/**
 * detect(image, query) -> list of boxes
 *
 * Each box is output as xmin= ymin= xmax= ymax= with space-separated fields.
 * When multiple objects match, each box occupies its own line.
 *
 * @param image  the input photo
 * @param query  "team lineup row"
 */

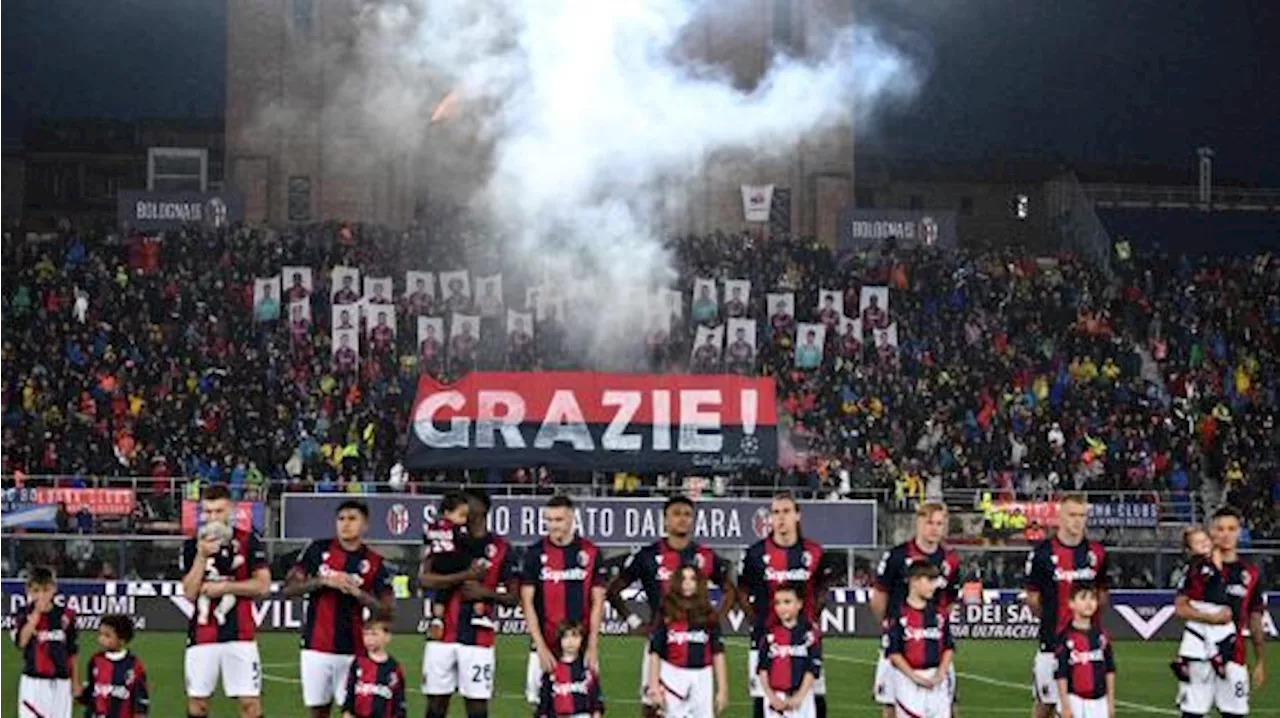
xmin=11 ymin=489 xmax=1267 ymax=718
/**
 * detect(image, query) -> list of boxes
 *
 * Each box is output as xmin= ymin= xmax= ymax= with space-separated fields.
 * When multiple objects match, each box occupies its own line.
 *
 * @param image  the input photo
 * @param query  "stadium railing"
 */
xmin=4 ymin=534 xmax=1274 ymax=592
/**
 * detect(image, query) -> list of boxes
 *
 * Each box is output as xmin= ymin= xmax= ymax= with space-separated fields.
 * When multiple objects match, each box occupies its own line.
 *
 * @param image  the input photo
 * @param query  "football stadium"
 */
xmin=3 ymin=1 xmax=1278 ymax=717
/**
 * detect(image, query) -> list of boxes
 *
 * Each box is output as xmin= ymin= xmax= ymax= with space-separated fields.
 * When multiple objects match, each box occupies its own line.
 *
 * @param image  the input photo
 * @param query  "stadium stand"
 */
xmin=3 ymin=222 xmax=1275 ymax=542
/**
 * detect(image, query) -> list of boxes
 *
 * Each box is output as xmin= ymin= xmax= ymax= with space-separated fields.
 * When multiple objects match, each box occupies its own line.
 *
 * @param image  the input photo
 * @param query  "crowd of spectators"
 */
xmin=2 ymin=217 xmax=1277 ymax=542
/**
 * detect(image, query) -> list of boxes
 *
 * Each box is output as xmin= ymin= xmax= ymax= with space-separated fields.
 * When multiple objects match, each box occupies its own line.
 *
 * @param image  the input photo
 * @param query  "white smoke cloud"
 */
xmin=332 ymin=0 xmax=920 ymax=364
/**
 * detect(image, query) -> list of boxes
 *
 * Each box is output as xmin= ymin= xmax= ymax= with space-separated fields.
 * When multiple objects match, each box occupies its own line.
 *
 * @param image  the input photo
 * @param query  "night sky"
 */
xmin=4 ymin=0 xmax=1278 ymax=184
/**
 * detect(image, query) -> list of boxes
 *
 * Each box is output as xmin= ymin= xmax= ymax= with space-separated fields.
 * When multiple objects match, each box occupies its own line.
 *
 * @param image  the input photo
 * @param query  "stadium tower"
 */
xmin=225 ymin=0 xmax=856 ymax=246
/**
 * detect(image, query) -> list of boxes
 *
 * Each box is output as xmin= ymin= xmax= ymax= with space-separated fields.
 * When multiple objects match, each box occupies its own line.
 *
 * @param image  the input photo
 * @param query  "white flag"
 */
xmin=741 ymin=184 xmax=774 ymax=222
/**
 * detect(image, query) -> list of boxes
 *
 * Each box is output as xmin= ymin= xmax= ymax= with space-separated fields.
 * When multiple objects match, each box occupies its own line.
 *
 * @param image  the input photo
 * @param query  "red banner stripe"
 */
xmin=411 ymin=372 xmax=777 ymax=426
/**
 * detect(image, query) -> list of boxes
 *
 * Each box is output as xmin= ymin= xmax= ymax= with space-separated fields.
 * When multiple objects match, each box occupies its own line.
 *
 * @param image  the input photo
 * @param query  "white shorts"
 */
xmin=184 ymin=641 xmax=262 ymax=698
xmin=1032 ymin=651 xmax=1059 ymax=706
xmin=749 ymin=646 xmax=826 ymax=699
xmin=1065 ymin=695 xmax=1110 ymax=718
xmin=18 ymin=676 xmax=73 ymax=718
xmin=655 ymin=663 xmax=715 ymax=718
xmin=423 ymin=641 xmax=496 ymax=700
xmin=526 ymin=650 xmax=544 ymax=704
xmin=877 ymin=651 xmax=952 ymax=705
xmin=1176 ymin=660 xmax=1249 ymax=716
xmin=763 ymin=689 xmax=816 ymax=718
xmin=892 ymin=667 xmax=951 ymax=718
xmin=300 ymin=649 xmax=355 ymax=707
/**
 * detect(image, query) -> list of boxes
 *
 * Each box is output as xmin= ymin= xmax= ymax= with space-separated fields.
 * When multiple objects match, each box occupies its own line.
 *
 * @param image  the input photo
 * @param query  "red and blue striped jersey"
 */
xmin=874 ymin=540 xmax=963 ymax=618
xmin=9 ymin=603 xmax=77 ymax=678
xmin=537 ymin=657 xmax=604 ymax=717
xmin=180 ymin=527 xmax=267 ymax=645
xmin=619 ymin=539 xmax=728 ymax=620
xmin=1023 ymin=536 xmax=1108 ymax=650
xmin=293 ymin=538 xmax=394 ymax=655
xmin=520 ymin=537 xmax=607 ymax=645
xmin=341 ymin=654 xmax=406 ymax=718
xmin=83 ymin=650 xmax=149 ymax=718
xmin=884 ymin=601 xmax=954 ymax=670
xmin=422 ymin=517 xmax=469 ymax=575
xmin=741 ymin=536 xmax=830 ymax=640
xmin=1175 ymin=557 xmax=1263 ymax=664
xmin=757 ymin=617 xmax=822 ymax=694
xmin=1054 ymin=626 xmax=1115 ymax=700
xmin=439 ymin=534 xmax=516 ymax=647
xmin=649 ymin=615 xmax=724 ymax=669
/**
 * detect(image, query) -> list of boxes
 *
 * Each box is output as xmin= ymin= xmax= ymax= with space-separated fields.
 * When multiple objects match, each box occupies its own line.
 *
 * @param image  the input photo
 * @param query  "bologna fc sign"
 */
xmin=404 ymin=372 xmax=778 ymax=471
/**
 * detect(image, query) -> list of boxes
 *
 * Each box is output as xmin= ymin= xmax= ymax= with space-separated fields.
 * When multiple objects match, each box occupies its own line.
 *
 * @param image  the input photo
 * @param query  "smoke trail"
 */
xmin=323 ymin=0 xmax=921 ymax=364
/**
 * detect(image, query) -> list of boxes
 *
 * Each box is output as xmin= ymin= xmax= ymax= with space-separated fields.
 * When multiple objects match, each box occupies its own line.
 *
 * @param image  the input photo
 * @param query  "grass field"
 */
xmin=4 ymin=633 xmax=1275 ymax=717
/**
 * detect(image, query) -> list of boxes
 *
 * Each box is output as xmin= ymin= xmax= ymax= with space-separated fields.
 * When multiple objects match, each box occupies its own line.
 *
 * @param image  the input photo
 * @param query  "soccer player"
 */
xmin=82 ymin=614 xmax=150 ymax=718
xmin=12 ymin=566 xmax=79 ymax=718
xmin=341 ymin=612 xmax=406 ymax=718
xmin=1022 ymin=494 xmax=1108 ymax=718
xmin=885 ymin=563 xmax=955 ymax=718
xmin=605 ymin=495 xmax=736 ymax=712
xmin=537 ymin=621 xmax=605 ymax=718
xmin=647 ymin=566 xmax=729 ymax=718
xmin=1054 ymin=584 xmax=1115 ymax=718
xmin=283 ymin=499 xmax=395 ymax=718
xmin=421 ymin=490 xmax=520 ymax=718
xmin=740 ymin=492 xmax=837 ymax=718
xmin=1173 ymin=506 xmax=1266 ymax=718
xmin=521 ymin=495 xmax=608 ymax=707
xmin=180 ymin=484 xmax=270 ymax=718
xmin=756 ymin=586 xmax=822 ymax=718
xmin=871 ymin=502 xmax=962 ymax=717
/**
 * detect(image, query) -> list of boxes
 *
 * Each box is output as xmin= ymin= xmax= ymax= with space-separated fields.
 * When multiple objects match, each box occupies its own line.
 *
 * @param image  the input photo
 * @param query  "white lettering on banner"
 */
xmin=678 ymin=390 xmax=723 ymax=452
xmin=413 ymin=387 xmax=761 ymax=454
xmin=652 ymin=390 xmax=671 ymax=451
xmin=850 ymin=220 xmax=917 ymax=240
xmin=819 ymin=605 xmax=856 ymax=635
xmin=535 ymin=391 xmax=595 ymax=449
xmin=415 ymin=391 xmax=469 ymax=447
xmin=475 ymin=391 xmax=526 ymax=448
xmin=135 ymin=200 xmax=203 ymax=222
xmin=1112 ymin=605 xmax=1175 ymax=640
xmin=601 ymin=391 xmax=642 ymax=451
xmin=9 ymin=594 xmax=135 ymax=617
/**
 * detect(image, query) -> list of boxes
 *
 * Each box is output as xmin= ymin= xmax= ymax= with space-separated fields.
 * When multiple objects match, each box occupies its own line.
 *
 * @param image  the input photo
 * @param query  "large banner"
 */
xmin=404 ymin=372 xmax=778 ymax=471
xmin=281 ymin=494 xmax=876 ymax=547
xmin=3 ymin=583 xmax=1274 ymax=641
xmin=839 ymin=209 xmax=958 ymax=251
xmin=3 ymin=487 xmax=135 ymax=517
xmin=995 ymin=500 xmax=1160 ymax=528
xmin=117 ymin=190 xmax=244 ymax=231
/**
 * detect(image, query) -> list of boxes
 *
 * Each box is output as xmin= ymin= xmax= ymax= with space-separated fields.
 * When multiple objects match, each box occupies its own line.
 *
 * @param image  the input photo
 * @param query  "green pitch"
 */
xmin=4 ymin=634 xmax=1275 ymax=716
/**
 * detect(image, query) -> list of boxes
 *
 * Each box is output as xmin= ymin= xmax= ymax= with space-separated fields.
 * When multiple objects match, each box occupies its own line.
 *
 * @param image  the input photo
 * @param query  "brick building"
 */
xmin=225 ymin=0 xmax=857 ymax=245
